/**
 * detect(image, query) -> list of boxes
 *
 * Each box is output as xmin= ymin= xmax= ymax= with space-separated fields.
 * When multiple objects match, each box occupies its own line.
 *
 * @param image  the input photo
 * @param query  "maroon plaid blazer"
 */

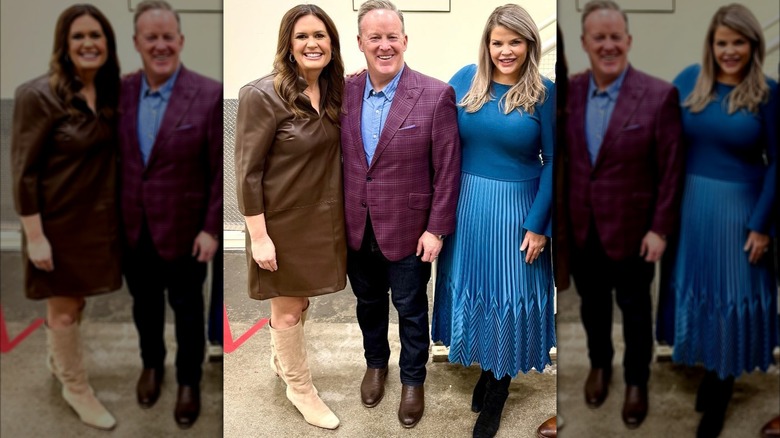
xmin=566 ymin=65 xmax=684 ymax=260
xmin=341 ymin=66 xmax=461 ymax=261
xmin=118 ymin=66 xmax=223 ymax=261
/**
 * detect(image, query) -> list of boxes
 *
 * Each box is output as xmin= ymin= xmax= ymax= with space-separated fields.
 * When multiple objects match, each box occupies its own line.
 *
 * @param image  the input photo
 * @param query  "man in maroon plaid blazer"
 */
xmin=564 ymin=0 xmax=683 ymax=429
xmin=341 ymin=0 xmax=460 ymax=429
xmin=118 ymin=0 xmax=222 ymax=428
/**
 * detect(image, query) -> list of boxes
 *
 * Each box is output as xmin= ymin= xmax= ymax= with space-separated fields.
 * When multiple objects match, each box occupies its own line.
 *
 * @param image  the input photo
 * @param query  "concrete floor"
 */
xmin=223 ymin=251 xmax=557 ymax=438
xmin=2 ymin=240 xmax=777 ymax=438
xmin=0 ymin=250 xmax=224 ymax=437
xmin=556 ymin=284 xmax=780 ymax=438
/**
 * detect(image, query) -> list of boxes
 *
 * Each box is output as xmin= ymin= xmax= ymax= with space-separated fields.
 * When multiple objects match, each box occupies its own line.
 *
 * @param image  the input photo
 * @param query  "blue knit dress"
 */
xmin=431 ymin=64 xmax=556 ymax=378
xmin=664 ymin=64 xmax=777 ymax=379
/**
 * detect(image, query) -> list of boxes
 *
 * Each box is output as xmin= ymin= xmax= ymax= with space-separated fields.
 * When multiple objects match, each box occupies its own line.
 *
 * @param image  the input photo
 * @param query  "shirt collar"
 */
xmin=364 ymin=66 xmax=405 ymax=100
xmin=141 ymin=66 xmax=181 ymax=99
xmin=588 ymin=66 xmax=628 ymax=99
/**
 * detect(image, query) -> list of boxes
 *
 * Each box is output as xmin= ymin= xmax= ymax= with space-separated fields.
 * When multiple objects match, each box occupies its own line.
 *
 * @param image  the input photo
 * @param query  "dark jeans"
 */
xmin=123 ymin=223 xmax=207 ymax=386
xmin=208 ymin=241 xmax=223 ymax=346
xmin=571 ymin=224 xmax=654 ymax=386
xmin=347 ymin=221 xmax=431 ymax=386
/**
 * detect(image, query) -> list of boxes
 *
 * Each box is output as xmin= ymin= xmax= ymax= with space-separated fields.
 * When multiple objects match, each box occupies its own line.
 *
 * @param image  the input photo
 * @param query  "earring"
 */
xmin=288 ymin=52 xmax=296 ymax=63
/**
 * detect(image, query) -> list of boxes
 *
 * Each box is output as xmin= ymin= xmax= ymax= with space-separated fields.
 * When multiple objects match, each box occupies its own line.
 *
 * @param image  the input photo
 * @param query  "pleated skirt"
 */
xmin=670 ymin=174 xmax=777 ymax=379
xmin=431 ymin=172 xmax=556 ymax=378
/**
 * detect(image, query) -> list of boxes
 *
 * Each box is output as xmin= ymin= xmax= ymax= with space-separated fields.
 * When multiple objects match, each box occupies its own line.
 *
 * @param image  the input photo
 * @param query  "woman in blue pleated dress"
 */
xmin=664 ymin=4 xmax=777 ymax=437
xmin=431 ymin=4 xmax=555 ymax=437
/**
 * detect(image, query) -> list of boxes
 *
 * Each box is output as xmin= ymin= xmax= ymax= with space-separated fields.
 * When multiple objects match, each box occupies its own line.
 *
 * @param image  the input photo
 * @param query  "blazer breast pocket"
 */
xmin=175 ymin=124 xmax=195 ymax=131
xmin=621 ymin=124 xmax=642 ymax=132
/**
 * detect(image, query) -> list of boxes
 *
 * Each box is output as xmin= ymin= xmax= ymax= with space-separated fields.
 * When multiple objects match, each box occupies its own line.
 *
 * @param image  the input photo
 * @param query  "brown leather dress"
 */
xmin=235 ymin=74 xmax=347 ymax=300
xmin=11 ymin=75 xmax=121 ymax=299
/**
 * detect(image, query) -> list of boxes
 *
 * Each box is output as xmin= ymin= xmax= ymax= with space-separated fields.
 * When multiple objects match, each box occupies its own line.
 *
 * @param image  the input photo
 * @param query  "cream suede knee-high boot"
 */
xmin=47 ymin=303 xmax=86 ymax=375
xmin=270 ymin=319 xmax=338 ymax=429
xmin=270 ymin=302 xmax=309 ymax=380
xmin=48 ymin=324 xmax=116 ymax=430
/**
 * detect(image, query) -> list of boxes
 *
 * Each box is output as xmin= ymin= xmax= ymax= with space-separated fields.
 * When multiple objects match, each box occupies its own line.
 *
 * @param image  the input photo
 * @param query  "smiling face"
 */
xmin=712 ymin=25 xmax=751 ymax=85
xmin=581 ymin=8 xmax=631 ymax=89
xmin=290 ymin=14 xmax=332 ymax=78
xmin=133 ymin=8 xmax=183 ymax=90
xmin=357 ymin=8 xmax=407 ymax=90
xmin=68 ymin=14 xmax=108 ymax=78
xmin=489 ymin=25 xmax=528 ymax=84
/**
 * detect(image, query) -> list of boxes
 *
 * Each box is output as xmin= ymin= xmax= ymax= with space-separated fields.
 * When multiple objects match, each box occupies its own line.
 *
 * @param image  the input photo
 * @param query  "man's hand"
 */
xmin=639 ymin=230 xmax=666 ymax=262
xmin=251 ymin=235 xmax=278 ymax=271
xmin=744 ymin=231 xmax=770 ymax=264
xmin=416 ymin=231 xmax=443 ymax=263
xmin=519 ymin=230 xmax=546 ymax=264
xmin=28 ymin=235 xmax=54 ymax=271
xmin=192 ymin=231 xmax=219 ymax=262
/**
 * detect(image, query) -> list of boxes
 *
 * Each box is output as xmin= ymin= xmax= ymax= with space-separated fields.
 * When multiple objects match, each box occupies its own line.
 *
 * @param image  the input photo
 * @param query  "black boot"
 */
xmin=473 ymin=371 xmax=511 ymax=438
xmin=471 ymin=369 xmax=490 ymax=413
xmin=696 ymin=374 xmax=734 ymax=438
xmin=695 ymin=370 xmax=717 ymax=412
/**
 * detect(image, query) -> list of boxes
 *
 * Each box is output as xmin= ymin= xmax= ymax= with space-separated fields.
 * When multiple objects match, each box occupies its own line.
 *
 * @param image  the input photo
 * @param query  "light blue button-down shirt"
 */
xmin=137 ymin=67 xmax=180 ymax=165
xmin=361 ymin=67 xmax=404 ymax=166
xmin=585 ymin=67 xmax=628 ymax=164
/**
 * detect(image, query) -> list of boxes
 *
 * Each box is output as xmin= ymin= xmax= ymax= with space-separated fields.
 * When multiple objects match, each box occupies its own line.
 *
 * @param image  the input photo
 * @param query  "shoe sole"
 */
xmin=362 ymin=394 xmax=384 ymax=408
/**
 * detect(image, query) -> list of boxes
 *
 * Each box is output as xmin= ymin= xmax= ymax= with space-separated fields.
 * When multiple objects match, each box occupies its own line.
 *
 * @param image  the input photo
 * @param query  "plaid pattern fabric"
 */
xmin=341 ymin=66 xmax=461 ymax=262
xmin=566 ymin=66 xmax=684 ymax=260
xmin=119 ymin=67 xmax=223 ymax=261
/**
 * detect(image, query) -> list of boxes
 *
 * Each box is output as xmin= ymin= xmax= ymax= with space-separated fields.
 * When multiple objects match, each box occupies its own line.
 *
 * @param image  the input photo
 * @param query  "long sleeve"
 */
xmin=426 ymin=84 xmax=461 ymax=235
xmin=523 ymin=77 xmax=556 ymax=237
xmin=650 ymin=85 xmax=684 ymax=237
xmin=235 ymin=82 xmax=277 ymax=216
xmin=201 ymin=82 xmax=224 ymax=236
xmin=747 ymin=80 xmax=778 ymax=233
xmin=11 ymin=82 xmax=55 ymax=216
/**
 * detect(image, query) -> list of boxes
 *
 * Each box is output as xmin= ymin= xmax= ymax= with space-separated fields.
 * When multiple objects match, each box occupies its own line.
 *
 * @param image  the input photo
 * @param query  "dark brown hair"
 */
xmin=273 ymin=4 xmax=344 ymax=124
xmin=48 ymin=3 xmax=120 ymax=119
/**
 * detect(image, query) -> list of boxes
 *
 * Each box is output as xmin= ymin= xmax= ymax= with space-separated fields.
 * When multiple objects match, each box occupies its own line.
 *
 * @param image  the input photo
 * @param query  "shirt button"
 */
xmin=373 ymin=134 xmax=377 ymax=138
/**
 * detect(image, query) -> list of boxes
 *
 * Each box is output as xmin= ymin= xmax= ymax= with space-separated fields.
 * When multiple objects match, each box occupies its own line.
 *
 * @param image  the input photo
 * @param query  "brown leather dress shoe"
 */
xmin=622 ymin=385 xmax=648 ymax=429
xmin=360 ymin=367 xmax=388 ymax=408
xmin=136 ymin=368 xmax=163 ymax=408
xmin=398 ymin=384 xmax=424 ymax=428
xmin=537 ymin=416 xmax=557 ymax=438
xmin=584 ymin=368 xmax=610 ymax=408
xmin=761 ymin=414 xmax=780 ymax=438
xmin=174 ymin=385 xmax=201 ymax=429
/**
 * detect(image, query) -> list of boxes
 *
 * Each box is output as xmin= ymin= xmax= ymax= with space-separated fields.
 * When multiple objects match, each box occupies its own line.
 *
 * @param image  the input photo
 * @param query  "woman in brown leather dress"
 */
xmin=10 ymin=4 xmax=121 ymax=430
xmin=234 ymin=4 xmax=346 ymax=430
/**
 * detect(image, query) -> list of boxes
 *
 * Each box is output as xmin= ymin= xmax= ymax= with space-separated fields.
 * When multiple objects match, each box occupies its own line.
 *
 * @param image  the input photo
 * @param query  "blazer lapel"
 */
xmin=568 ymin=74 xmax=592 ymax=172
xmin=347 ymin=75 xmax=370 ymax=172
xmin=121 ymin=73 xmax=141 ymax=159
xmin=145 ymin=67 xmax=195 ymax=169
xmin=370 ymin=67 xmax=420 ymax=169
xmin=592 ymin=67 xmax=645 ymax=172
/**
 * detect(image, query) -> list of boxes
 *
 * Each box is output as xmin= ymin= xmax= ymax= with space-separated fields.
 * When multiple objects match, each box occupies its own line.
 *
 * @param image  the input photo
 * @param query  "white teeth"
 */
xmin=304 ymin=53 xmax=322 ymax=58
xmin=378 ymin=55 xmax=392 ymax=60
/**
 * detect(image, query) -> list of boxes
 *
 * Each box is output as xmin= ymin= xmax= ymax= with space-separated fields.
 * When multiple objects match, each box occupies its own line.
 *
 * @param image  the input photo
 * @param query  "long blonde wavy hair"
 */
xmin=460 ymin=4 xmax=546 ymax=115
xmin=684 ymin=3 xmax=768 ymax=114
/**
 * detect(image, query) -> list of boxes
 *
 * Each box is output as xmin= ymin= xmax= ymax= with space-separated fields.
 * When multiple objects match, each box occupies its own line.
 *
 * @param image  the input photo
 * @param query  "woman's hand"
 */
xmin=520 ymin=230 xmax=546 ymax=264
xmin=744 ymin=231 xmax=770 ymax=264
xmin=251 ymin=235 xmax=278 ymax=272
xmin=28 ymin=235 xmax=54 ymax=271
